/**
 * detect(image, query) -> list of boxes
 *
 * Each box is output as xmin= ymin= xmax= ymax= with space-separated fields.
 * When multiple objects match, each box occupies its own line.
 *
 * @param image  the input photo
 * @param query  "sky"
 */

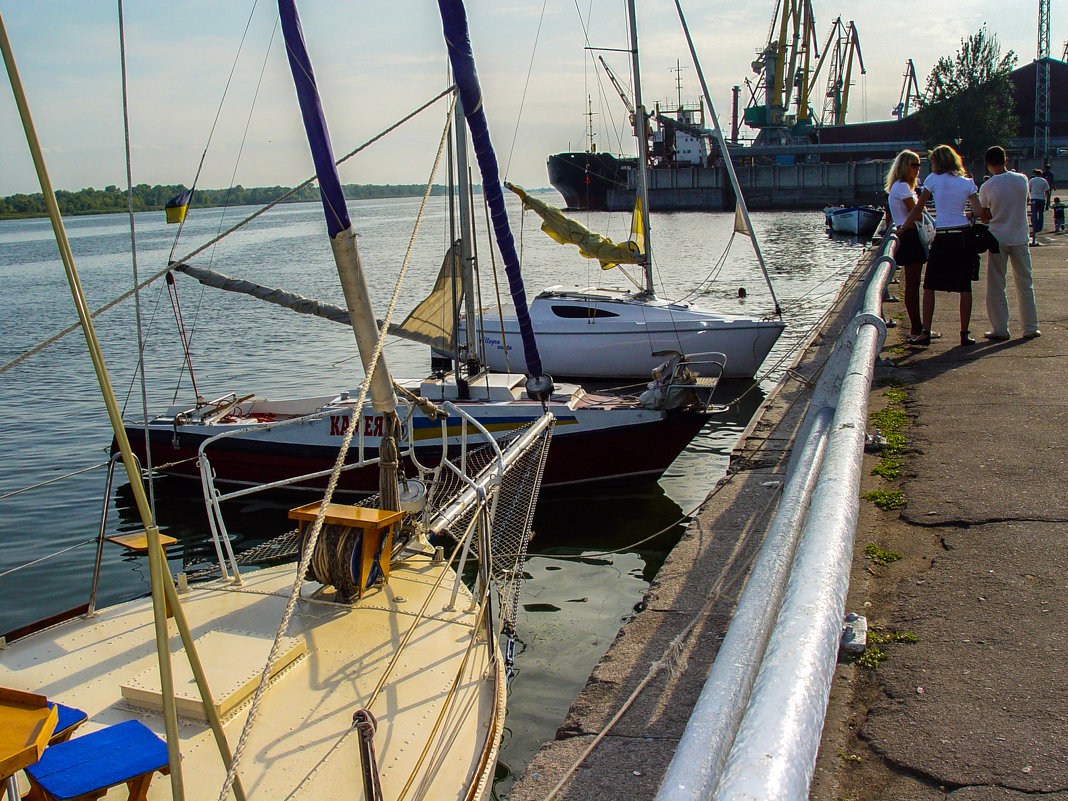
xmin=0 ymin=1 xmax=1055 ymax=196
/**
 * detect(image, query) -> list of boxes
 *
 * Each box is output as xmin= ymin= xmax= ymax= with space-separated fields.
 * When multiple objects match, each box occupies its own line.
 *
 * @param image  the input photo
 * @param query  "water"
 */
xmin=0 ymin=196 xmax=864 ymax=794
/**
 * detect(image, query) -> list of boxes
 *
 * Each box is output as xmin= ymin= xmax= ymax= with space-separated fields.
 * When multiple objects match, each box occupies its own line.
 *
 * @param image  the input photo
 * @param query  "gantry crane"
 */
xmin=1036 ymin=0 xmax=1050 ymax=159
xmin=892 ymin=59 xmax=922 ymax=120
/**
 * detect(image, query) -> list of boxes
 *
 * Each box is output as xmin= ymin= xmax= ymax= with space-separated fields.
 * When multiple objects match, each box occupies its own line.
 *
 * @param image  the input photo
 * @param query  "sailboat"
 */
xmin=462 ymin=0 xmax=786 ymax=381
xmin=0 ymin=3 xmax=552 ymax=800
xmin=121 ymin=2 xmax=714 ymax=499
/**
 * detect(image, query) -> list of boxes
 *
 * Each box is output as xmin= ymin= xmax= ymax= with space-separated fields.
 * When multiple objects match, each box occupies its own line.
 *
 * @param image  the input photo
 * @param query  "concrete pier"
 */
xmin=506 ymin=228 xmax=1067 ymax=800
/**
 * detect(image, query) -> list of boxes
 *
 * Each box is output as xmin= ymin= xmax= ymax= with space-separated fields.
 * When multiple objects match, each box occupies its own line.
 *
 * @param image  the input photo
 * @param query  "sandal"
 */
xmin=908 ymin=331 xmax=932 ymax=346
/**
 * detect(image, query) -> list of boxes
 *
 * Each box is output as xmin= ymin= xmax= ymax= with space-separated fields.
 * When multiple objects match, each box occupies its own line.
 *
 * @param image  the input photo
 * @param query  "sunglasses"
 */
xmin=910 ymin=163 xmax=921 ymax=168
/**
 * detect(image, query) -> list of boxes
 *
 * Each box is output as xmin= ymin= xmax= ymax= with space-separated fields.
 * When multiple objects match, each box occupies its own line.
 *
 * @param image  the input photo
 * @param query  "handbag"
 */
xmin=918 ymin=212 xmax=936 ymax=247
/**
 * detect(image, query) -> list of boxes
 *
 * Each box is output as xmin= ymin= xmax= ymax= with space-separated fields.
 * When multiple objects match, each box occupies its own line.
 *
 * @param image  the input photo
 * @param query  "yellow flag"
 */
xmin=506 ymin=183 xmax=642 ymax=269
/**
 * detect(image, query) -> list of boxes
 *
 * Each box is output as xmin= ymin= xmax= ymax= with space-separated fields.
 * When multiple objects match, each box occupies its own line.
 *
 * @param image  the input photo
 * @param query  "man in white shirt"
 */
xmin=979 ymin=147 xmax=1040 ymax=339
xmin=1028 ymin=168 xmax=1051 ymax=245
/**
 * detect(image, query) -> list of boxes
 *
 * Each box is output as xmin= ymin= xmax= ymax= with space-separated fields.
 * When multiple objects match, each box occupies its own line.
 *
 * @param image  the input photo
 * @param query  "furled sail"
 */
xmin=436 ymin=0 xmax=547 ymax=385
xmin=506 ymin=183 xmax=643 ymax=269
xmin=172 ymin=240 xmax=460 ymax=350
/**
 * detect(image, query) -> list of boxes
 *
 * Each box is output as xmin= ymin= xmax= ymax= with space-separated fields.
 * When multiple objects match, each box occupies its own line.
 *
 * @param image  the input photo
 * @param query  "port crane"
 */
xmin=892 ymin=59 xmax=922 ymax=120
xmin=744 ymin=1 xmax=865 ymax=141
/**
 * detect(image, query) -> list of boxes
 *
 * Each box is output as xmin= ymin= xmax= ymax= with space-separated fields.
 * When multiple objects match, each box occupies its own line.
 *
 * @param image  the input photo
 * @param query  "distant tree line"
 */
xmin=0 ymin=182 xmax=454 ymax=219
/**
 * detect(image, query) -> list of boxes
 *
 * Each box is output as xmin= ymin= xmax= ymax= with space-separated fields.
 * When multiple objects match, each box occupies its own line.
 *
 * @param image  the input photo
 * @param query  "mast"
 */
xmin=277 ymin=0 xmax=397 ymax=418
xmin=455 ymin=96 xmax=480 ymax=373
xmin=436 ymin=0 xmax=552 ymax=397
xmin=625 ymin=0 xmax=655 ymax=295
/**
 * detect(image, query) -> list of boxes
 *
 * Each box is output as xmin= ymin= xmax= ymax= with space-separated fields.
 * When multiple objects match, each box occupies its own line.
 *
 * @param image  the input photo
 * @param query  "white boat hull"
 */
xmin=462 ymin=289 xmax=785 ymax=380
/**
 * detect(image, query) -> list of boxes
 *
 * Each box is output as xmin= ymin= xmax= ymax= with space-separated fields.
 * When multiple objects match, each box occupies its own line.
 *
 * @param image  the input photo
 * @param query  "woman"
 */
xmin=885 ymin=150 xmax=926 ymax=339
xmin=901 ymin=145 xmax=984 ymax=346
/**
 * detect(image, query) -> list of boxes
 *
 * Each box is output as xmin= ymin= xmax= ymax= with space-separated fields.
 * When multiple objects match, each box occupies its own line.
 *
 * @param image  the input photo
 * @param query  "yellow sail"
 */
xmin=507 ymin=183 xmax=642 ymax=269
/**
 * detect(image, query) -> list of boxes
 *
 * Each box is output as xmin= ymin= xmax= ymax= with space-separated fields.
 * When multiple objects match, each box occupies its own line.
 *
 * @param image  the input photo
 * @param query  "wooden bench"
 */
xmin=24 ymin=719 xmax=169 ymax=801
xmin=105 ymin=531 xmax=178 ymax=551
xmin=288 ymin=502 xmax=405 ymax=599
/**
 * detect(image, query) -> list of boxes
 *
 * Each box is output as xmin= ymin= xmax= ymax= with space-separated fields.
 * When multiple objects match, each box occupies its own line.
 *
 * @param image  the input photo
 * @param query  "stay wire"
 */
xmin=168 ymin=0 xmax=262 ymax=264
xmin=0 ymin=89 xmax=454 ymax=378
xmin=173 ymin=18 xmax=280 ymax=405
xmin=503 ymin=0 xmax=548 ymax=180
xmin=117 ymin=0 xmax=155 ymax=515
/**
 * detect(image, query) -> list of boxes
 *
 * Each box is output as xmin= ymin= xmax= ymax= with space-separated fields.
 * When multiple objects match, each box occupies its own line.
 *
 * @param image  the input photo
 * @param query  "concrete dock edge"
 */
xmin=505 ymin=240 xmax=882 ymax=801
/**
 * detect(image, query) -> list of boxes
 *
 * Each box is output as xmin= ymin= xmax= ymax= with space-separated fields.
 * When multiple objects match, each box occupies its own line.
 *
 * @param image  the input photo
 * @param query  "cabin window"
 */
xmin=550 ymin=305 xmax=620 ymax=319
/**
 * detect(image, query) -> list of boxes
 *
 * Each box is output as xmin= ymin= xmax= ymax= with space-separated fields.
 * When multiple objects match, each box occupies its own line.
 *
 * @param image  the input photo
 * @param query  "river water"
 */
xmin=0 ymin=195 xmax=866 ymax=794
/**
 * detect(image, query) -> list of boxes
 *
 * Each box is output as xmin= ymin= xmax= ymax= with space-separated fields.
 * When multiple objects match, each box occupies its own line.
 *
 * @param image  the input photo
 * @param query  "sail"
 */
xmin=733 ymin=200 xmax=749 ymax=236
xmin=436 ymin=0 xmax=546 ymax=383
xmin=391 ymin=240 xmax=461 ymax=351
xmin=172 ymin=242 xmax=460 ymax=350
xmin=506 ymin=183 xmax=642 ymax=269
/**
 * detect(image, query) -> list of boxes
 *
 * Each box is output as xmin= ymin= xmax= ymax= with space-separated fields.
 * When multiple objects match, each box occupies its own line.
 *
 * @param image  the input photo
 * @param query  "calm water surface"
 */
xmin=0 ymin=196 xmax=865 ymax=794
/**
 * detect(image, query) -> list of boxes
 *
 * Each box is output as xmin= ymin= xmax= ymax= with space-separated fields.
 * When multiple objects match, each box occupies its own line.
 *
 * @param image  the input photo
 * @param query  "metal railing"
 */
xmin=656 ymin=233 xmax=898 ymax=801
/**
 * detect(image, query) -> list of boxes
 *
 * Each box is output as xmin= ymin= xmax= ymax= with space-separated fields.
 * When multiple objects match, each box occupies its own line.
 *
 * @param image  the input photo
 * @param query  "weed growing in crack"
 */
xmin=861 ymin=489 xmax=905 ymax=510
xmin=864 ymin=543 xmax=903 ymax=565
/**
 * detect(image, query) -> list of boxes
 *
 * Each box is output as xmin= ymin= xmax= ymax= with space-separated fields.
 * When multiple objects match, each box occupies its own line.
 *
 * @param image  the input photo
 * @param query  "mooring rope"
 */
xmin=537 ymin=481 xmax=784 ymax=801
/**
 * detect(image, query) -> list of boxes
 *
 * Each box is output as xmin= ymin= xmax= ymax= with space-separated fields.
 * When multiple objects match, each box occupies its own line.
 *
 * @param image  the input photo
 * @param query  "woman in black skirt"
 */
xmin=901 ymin=145 xmax=984 ymax=346
xmin=885 ymin=150 xmax=927 ymax=339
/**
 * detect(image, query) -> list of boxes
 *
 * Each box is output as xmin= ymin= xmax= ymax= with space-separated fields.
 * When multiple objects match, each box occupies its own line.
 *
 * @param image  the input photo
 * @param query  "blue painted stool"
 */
xmin=47 ymin=703 xmax=88 ymax=744
xmin=25 ymin=719 xmax=169 ymax=801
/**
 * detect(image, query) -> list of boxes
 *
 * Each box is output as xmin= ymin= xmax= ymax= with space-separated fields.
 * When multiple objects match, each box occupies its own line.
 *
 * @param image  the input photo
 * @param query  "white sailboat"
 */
xmin=462 ymin=0 xmax=786 ymax=381
xmin=123 ymin=2 xmax=715 ymax=499
xmin=0 ymin=4 xmax=551 ymax=800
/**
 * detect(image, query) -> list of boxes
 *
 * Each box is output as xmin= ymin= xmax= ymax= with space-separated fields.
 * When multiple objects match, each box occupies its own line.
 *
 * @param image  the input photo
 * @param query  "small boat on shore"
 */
xmin=825 ymin=205 xmax=883 ymax=236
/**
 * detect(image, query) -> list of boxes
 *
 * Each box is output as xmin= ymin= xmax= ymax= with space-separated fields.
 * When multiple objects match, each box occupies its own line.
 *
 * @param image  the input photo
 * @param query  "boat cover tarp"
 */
xmin=437 ymin=0 xmax=545 ymax=379
xmin=506 ymin=183 xmax=642 ymax=269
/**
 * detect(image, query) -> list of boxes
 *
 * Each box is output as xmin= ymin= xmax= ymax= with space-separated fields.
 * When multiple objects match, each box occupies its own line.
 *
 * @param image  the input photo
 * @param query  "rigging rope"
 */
xmin=538 ymin=481 xmax=785 ymax=801
xmin=164 ymin=273 xmax=201 ymax=402
xmin=0 ymin=88 xmax=454 ymax=378
xmin=217 ymin=96 xmax=458 ymax=801
xmin=503 ymin=0 xmax=548 ymax=180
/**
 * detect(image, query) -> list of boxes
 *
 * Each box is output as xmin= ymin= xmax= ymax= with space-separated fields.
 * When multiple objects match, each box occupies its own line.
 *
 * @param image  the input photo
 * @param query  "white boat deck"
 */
xmin=1 ymin=555 xmax=501 ymax=800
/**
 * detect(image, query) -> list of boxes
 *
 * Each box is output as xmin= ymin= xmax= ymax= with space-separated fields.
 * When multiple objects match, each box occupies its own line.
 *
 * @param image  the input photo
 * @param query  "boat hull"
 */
xmin=825 ymin=206 xmax=883 ymax=236
xmin=123 ymin=389 xmax=707 ymax=494
xmin=465 ymin=292 xmax=785 ymax=379
xmin=546 ymin=152 xmax=635 ymax=210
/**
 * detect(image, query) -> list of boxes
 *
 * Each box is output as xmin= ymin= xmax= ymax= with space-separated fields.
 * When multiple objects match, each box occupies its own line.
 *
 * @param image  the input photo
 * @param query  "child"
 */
xmin=1054 ymin=197 xmax=1066 ymax=232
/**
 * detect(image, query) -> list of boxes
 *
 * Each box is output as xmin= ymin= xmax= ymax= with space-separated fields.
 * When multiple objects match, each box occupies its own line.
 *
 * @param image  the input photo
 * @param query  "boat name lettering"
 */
xmin=483 ymin=337 xmax=511 ymax=352
xmin=328 ymin=414 xmax=385 ymax=437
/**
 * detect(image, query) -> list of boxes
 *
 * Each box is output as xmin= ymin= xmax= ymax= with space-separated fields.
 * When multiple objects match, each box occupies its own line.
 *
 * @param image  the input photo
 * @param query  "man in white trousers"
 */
xmin=978 ymin=146 xmax=1040 ymax=340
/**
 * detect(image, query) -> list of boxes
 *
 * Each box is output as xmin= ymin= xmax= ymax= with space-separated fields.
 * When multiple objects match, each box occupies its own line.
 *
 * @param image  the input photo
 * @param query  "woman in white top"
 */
xmin=885 ymin=150 xmax=926 ymax=337
xmin=901 ymin=144 xmax=984 ymax=346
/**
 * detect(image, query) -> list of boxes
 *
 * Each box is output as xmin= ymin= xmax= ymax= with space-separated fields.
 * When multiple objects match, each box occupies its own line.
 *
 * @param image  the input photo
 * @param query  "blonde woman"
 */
xmin=901 ymin=145 xmax=984 ymax=346
xmin=885 ymin=150 xmax=926 ymax=338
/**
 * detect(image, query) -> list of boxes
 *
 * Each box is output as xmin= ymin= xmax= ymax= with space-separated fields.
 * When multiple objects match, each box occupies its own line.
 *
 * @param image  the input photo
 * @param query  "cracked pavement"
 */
xmin=814 ymin=229 xmax=1068 ymax=800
